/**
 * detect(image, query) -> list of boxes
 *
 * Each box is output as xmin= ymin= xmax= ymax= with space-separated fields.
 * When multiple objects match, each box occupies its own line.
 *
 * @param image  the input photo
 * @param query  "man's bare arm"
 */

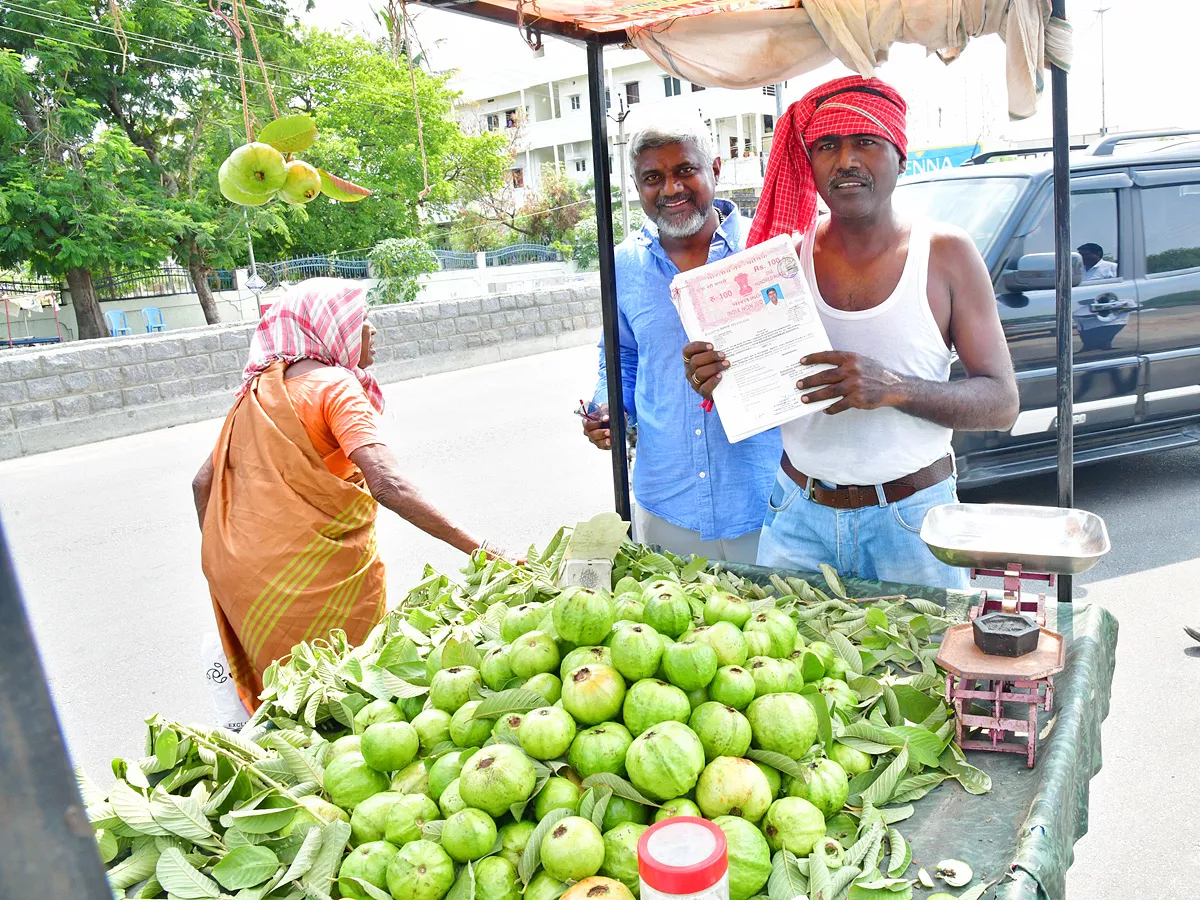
xmin=799 ymin=229 xmax=1019 ymax=431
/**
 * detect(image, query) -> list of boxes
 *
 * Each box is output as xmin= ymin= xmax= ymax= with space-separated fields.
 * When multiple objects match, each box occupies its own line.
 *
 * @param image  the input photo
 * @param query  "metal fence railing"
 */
xmin=208 ymin=270 xmax=236 ymax=292
xmin=433 ymin=249 xmax=477 ymax=271
xmin=93 ymin=268 xmax=194 ymax=303
xmin=0 ymin=278 xmax=60 ymax=296
xmin=258 ymin=256 xmax=371 ymax=288
xmin=484 ymin=243 xmax=562 ymax=267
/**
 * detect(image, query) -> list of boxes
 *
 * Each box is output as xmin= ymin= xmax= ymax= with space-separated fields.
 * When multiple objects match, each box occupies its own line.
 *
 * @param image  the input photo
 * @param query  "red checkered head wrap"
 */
xmin=240 ymin=277 xmax=385 ymax=411
xmin=748 ymin=76 xmax=908 ymax=247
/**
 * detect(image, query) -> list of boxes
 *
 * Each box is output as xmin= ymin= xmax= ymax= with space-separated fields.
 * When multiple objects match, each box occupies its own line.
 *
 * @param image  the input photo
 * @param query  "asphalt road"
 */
xmin=1 ymin=343 xmax=1195 ymax=898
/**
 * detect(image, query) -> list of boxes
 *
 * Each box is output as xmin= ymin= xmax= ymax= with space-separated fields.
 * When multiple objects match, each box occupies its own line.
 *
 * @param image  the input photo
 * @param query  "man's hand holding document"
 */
xmin=671 ymin=233 xmax=835 ymax=442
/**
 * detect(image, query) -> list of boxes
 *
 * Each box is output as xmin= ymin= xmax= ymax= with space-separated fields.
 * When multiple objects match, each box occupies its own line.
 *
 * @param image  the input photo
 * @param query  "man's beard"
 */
xmin=653 ymin=195 xmax=712 ymax=239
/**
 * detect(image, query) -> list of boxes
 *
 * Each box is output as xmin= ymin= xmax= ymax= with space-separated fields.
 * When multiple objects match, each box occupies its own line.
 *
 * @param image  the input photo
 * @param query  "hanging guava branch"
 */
xmin=208 ymin=0 xmax=373 ymax=207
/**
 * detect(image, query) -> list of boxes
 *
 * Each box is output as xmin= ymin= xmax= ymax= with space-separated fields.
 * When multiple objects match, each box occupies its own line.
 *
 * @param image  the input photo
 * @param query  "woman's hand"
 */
xmin=682 ymin=341 xmax=729 ymax=400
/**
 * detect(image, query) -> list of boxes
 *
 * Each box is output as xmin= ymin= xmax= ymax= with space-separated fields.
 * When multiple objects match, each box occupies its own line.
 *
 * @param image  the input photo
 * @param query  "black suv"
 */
xmin=894 ymin=130 xmax=1200 ymax=487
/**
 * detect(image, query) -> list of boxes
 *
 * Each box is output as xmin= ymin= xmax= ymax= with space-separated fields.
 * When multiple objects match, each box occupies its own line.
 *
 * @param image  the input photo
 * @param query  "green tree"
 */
xmin=0 ymin=0 xmax=295 ymax=326
xmin=0 ymin=43 xmax=186 ymax=338
xmin=255 ymin=28 xmax=508 ymax=259
xmin=71 ymin=0 xmax=297 ymax=323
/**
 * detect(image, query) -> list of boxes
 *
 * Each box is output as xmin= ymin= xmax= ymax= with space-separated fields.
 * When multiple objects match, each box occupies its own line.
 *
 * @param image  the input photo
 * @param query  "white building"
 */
xmin=454 ymin=47 xmax=781 ymax=216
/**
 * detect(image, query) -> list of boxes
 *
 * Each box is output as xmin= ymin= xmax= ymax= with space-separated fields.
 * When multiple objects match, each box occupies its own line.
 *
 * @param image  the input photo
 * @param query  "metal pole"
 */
xmin=1096 ymin=6 xmax=1109 ymax=135
xmin=587 ymin=41 xmax=631 ymax=521
xmin=1051 ymin=0 xmax=1074 ymax=602
xmin=244 ymin=208 xmax=261 ymax=319
xmin=616 ymin=100 xmax=631 ymax=238
xmin=0 ymin=516 xmax=113 ymax=899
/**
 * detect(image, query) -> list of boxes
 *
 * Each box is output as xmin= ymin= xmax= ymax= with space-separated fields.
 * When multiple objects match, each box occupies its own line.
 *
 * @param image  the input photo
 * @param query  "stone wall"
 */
xmin=0 ymin=282 xmax=602 ymax=460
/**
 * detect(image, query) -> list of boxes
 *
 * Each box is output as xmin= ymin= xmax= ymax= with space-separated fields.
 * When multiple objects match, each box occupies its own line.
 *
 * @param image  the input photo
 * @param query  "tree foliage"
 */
xmin=0 ymin=0 xmax=510 ymax=328
xmin=255 ymin=28 xmax=509 ymax=259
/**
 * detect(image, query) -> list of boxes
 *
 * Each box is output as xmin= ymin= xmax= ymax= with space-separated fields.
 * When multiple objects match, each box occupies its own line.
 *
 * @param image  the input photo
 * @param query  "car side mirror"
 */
xmin=1002 ymin=251 xmax=1084 ymax=293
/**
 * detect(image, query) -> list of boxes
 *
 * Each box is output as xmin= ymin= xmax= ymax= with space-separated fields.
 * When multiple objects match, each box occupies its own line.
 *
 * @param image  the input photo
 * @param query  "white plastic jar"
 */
xmin=638 ymin=816 xmax=730 ymax=900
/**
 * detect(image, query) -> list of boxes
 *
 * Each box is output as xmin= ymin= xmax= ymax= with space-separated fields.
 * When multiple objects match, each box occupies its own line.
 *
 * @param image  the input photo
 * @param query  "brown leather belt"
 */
xmin=780 ymin=453 xmax=954 ymax=510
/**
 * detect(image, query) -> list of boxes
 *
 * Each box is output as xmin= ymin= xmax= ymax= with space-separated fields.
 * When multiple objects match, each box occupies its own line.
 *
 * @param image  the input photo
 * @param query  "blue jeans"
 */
xmin=756 ymin=467 xmax=969 ymax=591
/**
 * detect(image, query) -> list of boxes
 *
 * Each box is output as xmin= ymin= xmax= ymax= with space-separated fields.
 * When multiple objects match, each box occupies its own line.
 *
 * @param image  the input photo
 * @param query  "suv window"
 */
xmin=1017 ymin=190 xmax=1120 ymax=281
xmin=1142 ymin=183 xmax=1200 ymax=274
xmin=893 ymin=176 xmax=1024 ymax=255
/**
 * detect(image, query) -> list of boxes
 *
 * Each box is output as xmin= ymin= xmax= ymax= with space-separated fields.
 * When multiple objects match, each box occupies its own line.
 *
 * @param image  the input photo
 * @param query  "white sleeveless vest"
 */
xmin=780 ymin=219 xmax=954 ymax=485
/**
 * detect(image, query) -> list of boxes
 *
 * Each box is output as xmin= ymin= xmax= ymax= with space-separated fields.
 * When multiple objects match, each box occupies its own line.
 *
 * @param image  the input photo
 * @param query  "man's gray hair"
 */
xmin=628 ymin=116 xmax=715 ymax=171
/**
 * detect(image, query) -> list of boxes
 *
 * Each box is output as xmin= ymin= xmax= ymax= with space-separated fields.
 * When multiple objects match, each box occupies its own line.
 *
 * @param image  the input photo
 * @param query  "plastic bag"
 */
xmin=200 ymin=632 xmax=249 ymax=732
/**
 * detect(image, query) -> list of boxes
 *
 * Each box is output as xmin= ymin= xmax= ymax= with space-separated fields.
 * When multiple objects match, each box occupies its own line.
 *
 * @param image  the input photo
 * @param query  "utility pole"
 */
xmin=609 ymin=97 xmax=633 ymax=238
xmin=1096 ymin=6 xmax=1109 ymax=135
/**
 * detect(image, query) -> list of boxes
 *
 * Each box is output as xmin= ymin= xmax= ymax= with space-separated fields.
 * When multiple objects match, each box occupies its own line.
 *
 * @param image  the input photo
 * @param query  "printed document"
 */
xmin=670 ymin=233 xmax=835 ymax=442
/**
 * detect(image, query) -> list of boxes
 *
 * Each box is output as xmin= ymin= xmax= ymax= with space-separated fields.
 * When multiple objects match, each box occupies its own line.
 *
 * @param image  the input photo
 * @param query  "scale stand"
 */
xmin=922 ymin=503 xmax=1110 ymax=768
xmin=968 ymin=564 xmax=1053 ymax=627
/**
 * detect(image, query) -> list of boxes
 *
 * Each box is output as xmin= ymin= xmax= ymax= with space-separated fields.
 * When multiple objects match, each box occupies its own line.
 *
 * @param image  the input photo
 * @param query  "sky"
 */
xmin=299 ymin=0 xmax=1197 ymax=151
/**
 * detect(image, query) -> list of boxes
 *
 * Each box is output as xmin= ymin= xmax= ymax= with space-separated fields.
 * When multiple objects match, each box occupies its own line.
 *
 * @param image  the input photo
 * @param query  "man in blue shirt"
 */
xmin=581 ymin=119 xmax=781 ymax=563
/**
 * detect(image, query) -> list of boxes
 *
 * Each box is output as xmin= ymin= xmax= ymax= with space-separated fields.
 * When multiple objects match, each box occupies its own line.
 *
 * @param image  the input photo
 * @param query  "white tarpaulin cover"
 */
xmin=427 ymin=0 xmax=1069 ymax=119
xmin=628 ymin=0 xmax=1070 ymax=119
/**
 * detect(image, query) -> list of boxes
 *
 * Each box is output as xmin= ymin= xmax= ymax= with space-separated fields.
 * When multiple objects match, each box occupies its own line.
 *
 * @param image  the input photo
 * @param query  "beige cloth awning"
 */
xmin=421 ymin=0 xmax=1071 ymax=119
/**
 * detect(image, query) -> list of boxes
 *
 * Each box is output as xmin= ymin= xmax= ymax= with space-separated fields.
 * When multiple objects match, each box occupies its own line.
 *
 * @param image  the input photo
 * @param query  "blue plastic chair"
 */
xmin=141 ymin=306 xmax=167 ymax=333
xmin=104 ymin=309 xmax=133 ymax=336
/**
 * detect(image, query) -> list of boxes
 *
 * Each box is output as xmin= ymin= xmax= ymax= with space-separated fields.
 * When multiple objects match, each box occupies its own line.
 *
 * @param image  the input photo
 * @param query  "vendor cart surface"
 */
xmin=723 ymin=563 xmax=1117 ymax=900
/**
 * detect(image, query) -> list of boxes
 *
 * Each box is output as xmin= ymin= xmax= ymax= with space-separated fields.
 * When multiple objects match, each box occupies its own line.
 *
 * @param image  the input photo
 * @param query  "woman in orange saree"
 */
xmin=191 ymin=279 xmax=500 ymax=711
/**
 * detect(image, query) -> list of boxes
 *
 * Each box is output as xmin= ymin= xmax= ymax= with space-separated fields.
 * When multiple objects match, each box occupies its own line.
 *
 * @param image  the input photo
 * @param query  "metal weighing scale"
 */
xmin=922 ymin=504 xmax=1111 ymax=767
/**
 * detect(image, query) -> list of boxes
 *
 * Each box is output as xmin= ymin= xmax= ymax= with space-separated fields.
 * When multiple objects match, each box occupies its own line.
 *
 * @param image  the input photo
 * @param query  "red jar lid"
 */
xmin=638 ymin=816 xmax=727 ymax=894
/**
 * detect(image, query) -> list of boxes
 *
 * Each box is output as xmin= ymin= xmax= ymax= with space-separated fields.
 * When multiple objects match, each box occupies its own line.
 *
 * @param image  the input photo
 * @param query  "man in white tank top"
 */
xmin=684 ymin=76 xmax=1018 ymax=589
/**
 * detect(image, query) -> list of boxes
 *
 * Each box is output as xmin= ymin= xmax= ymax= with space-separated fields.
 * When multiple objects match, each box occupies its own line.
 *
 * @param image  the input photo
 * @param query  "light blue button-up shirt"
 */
xmin=593 ymin=199 xmax=782 ymax=541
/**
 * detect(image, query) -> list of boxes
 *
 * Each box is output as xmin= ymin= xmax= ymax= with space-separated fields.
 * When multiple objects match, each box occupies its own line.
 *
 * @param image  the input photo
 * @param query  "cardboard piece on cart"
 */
xmin=557 ymin=512 xmax=630 ymax=590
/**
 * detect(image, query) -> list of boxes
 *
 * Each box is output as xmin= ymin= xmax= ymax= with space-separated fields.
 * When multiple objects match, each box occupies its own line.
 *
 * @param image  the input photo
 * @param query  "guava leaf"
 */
xmin=377 ymin=668 xmax=431 ymax=699
xmin=212 ymin=845 xmax=279 ymax=890
xmin=885 ymin=828 xmax=910 ymax=877
xmin=577 ymin=788 xmax=597 ymax=820
xmin=257 ymin=114 xmax=318 ymax=153
xmin=106 ymin=838 xmax=162 ymax=890
xmin=589 ymin=785 xmax=614 ymax=831
xmin=889 ymin=772 xmax=947 ymax=804
xmin=446 ymin=860 xmax=476 ymax=900
xmin=470 ymin=689 xmax=547 ymax=720
xmin=109 ymin=780 xmax=169 ymax=836
xmin=229 ymin=798 xmax=297 ymax=835
xmin=377 ymin=636 xmax=421 ymax=670
xmin=890 ymin=684 xmax=940 ymax=723
xmin=800 ymin=650 xmax=826 ymax=682
xmin=744 ymin=749 xmax=808 ymax=780
xmin=280 ymin=824 xmax=324 ymax=882
xmin=318 ymin=169 xmax=372 ymax=202
xmin=422 ymin=819 xmax=446 ymax=841
xmin=149 ymin=790 xmax=214 ymax=843
xmin=861 ymin=746 xmax=908 ymax=807
xmin=939 ymin=744 xmax=992 ymax=794
xmin=877 ymin=805 xmax=913 ymax=824
xmin=828 ymin=631 xmax=864 ymax=675
xmin=301 ymin=820 xmax=352 ymax=894
xmin=818 ymin=564 xmax=848 ymax=599
xmin=580 ymin=772 xmax=660 ymax=807
xmin=767 ymin=849 xmax=809 ymax=900
xmin=344 ymin=877 xmax=395 ymax=900
xmin=156 ymin=846 xmax=220 ymax=899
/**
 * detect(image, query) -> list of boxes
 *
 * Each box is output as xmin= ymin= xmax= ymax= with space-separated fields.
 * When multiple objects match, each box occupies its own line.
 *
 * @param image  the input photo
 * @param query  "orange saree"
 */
xmin=201 ymin=362 xmax=386 ymax=710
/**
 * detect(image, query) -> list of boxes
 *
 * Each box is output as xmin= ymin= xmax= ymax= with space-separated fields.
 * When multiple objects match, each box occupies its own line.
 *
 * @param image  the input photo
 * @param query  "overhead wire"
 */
xmin=0 ymin=11 xmax=594 ymax=237
xmin=0 ymin=1 xmax=461 ymax=111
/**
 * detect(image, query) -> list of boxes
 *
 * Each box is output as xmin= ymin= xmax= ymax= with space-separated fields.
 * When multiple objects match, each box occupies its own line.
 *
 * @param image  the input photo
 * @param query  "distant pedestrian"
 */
xmin=192 ymin=279 xmax=508 ymax=711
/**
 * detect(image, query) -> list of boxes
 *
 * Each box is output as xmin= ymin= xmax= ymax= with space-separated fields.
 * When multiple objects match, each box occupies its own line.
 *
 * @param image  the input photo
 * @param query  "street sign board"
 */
xmin=246 ymin=273 xmax=266 ymax=293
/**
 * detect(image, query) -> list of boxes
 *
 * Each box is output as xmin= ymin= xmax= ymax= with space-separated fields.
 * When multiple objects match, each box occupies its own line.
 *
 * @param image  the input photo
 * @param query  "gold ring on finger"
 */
xmin=691 ymin=372 xmax=703 ymax=387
